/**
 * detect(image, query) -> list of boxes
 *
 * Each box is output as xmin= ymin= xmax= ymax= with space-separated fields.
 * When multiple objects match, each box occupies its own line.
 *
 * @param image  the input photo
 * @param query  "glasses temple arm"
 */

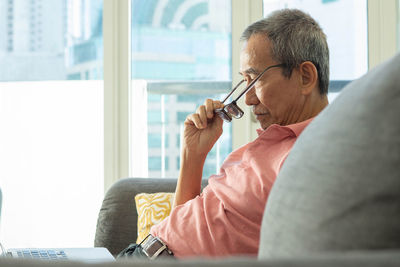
xmin=233 ymin=64 xmax=284 ymax=102
xmin=233 ymin=68 xmax=268 ymax=101
xmin=221 ymin=79 xmax=245 ymax=103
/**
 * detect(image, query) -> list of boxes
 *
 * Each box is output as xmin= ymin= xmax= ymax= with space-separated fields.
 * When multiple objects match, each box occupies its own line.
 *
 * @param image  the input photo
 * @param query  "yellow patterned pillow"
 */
xmin=135 ymin=192 xmax=174 ymax=243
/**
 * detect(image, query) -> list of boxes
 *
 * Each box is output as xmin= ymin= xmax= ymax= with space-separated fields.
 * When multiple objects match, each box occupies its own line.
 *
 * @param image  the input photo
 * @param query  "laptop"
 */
xmin=0 ymin=188 xmax=115 ymax=262
xmin=6 ymin=247 xmax=115 ymax=262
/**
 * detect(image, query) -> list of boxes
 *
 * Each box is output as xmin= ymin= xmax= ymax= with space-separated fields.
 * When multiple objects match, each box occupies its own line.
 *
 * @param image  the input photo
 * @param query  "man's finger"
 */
xmin=196 ymin=105 xmax=207 ymax=128
xmin=213 ymin=100 xmax=224 ymax=110
xmin=205 ymin=99 xmax=214 ymax=119
xmin=186 ymin=113 xmax=204 ymax=129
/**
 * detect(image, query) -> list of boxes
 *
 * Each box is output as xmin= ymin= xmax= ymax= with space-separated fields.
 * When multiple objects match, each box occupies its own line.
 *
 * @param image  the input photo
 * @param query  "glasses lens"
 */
xmin=215 ymin=108 xmax=232 ymax=122
xmin=224 ymin=103 xmax=244 ymax=119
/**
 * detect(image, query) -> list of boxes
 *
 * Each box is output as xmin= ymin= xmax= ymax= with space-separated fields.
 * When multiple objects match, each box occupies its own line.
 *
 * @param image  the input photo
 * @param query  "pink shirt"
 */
xmin=151 ymin=118 xmax=313 ymax=258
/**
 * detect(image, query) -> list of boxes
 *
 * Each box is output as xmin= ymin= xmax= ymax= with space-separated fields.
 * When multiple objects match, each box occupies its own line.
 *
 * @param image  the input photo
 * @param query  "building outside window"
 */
xmin=129 ymin=0 xmax=232 ymax=179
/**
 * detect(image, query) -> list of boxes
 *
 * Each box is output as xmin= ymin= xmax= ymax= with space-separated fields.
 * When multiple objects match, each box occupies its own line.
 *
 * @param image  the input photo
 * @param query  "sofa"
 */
xmin=1 ymin=53 xmax=400 ymax=266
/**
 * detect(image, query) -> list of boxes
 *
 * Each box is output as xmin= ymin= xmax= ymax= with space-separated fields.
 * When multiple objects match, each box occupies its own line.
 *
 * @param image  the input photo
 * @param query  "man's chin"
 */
xmin=260 ymin=121 xmax=272 ymax=130
xmin=259 ymin=118 xmax=276 ymax=130
xmin=254 ymin=113 xmax=275 ymax=129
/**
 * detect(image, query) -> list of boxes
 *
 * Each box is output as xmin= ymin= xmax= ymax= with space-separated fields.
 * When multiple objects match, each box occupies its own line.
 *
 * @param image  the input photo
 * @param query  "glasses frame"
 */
xmin=215 ymin=63 xmax=286 ymax=122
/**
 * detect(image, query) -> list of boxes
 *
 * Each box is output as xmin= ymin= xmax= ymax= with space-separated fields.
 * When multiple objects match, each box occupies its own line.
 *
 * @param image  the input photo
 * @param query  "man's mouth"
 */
xmin=255 ymin=113 xmax=267 ymax=119
xmin=253 ymin=113 xmax=270 ymax=123
xmin=252 ymin=107 xmax=269 ymax=120
xmin=254 ymin=110 xmax=269 ymax=117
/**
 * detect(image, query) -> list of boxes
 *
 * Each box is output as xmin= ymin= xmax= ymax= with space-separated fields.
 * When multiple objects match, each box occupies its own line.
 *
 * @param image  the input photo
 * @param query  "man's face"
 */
xmin=240 ymin=34 xmax=304 ymax=130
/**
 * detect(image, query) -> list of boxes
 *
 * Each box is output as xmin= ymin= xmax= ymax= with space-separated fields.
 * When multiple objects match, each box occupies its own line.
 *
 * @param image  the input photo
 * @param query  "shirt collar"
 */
xmin=256 ymin=117 xmax=314 ymax=137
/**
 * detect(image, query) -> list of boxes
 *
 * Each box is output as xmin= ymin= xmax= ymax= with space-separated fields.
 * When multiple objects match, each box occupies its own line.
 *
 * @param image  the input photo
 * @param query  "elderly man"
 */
xmin=119 ymin=8 xmax=329 ymax=259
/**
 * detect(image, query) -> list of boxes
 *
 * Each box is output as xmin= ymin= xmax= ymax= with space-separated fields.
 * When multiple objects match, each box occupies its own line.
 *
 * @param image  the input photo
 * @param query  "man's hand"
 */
xmin=173 ymin=99 xmax=224 ymax=208
xmin=182 ymin=99 xmax=224 ymax=159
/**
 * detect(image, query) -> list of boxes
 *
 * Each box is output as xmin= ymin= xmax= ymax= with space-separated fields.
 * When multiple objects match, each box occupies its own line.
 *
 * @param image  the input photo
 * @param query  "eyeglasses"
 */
xmin=215 ymin=64 xmax=285 ymax=122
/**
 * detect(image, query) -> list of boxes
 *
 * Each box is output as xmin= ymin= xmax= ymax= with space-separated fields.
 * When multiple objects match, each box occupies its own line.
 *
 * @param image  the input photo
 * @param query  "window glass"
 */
xmin=0 ymin=0 xmax=103 ymax=248
xmin=130 ymin=0 xmax=232 ymax=178
xmin=263 ymin=0 xmax=368 ymax=102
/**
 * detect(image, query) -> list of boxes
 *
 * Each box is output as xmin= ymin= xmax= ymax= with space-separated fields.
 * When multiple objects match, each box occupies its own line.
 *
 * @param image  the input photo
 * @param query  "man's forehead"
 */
xmin=240 ymin=34 xmax=273 ymax=71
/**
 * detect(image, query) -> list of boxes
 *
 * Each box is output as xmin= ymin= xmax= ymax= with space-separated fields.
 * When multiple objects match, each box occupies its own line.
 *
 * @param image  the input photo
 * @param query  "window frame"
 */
xmin=367 ymin=0 xmax=399 ymax=69
xmin=103 ymin=0 xmax=131 ymax=191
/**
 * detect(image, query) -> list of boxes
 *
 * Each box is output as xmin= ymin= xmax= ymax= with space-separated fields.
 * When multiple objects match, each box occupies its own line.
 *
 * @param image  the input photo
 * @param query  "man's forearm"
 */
xmin=173 ymin=98 xmax=223 ymax=208
xmin=173 ymin=150 xmax=207 ymax=208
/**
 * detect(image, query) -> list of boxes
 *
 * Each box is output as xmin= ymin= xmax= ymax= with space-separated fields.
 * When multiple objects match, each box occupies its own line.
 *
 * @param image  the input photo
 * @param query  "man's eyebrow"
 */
xmin=240 ymin=68 xmax=259 ymax=76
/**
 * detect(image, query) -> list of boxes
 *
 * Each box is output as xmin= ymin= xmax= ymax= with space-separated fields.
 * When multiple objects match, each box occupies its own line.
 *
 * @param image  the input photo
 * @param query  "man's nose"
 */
xmin=245 ymin=86 xmax=259 ymax=106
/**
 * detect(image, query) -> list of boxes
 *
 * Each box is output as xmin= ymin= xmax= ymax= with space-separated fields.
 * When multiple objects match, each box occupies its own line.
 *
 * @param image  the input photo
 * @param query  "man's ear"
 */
xmin=298 ymin=61 xmax=318 ymax=95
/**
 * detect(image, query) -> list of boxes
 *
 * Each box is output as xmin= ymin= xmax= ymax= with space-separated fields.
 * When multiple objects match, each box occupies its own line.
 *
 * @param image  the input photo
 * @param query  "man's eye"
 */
xmin=245 ymin=76 xmax=253 ymax=84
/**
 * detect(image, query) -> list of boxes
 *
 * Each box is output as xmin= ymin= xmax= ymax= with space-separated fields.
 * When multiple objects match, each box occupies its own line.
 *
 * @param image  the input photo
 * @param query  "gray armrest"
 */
xmin=94 ymin=177 xmax=208 ymax=256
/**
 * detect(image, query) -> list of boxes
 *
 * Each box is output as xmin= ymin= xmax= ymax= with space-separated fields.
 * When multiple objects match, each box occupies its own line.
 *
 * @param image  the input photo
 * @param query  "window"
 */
xmin=130 ymin=0 xmax=232 ymax=179
xmin=0 ymin=0 xmax=103 ymax=248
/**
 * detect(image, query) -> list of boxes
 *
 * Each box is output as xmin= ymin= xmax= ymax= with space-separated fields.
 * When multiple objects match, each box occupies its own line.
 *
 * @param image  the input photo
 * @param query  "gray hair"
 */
xmin=241 ymin=9 xmax=329 ymax=95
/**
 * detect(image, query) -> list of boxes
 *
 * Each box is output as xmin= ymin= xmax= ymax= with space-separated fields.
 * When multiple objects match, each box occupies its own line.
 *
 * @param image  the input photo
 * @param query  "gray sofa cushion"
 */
xmin=259 ymin=53 xmax=400 ymax=258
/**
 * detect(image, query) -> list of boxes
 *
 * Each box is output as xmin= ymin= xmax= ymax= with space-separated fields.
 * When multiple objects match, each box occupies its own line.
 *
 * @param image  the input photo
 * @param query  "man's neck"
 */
xmin=292 ymin=92 xmax=329 ymax=125
xmin=308 ymin=93 xmax=329 ymax=118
